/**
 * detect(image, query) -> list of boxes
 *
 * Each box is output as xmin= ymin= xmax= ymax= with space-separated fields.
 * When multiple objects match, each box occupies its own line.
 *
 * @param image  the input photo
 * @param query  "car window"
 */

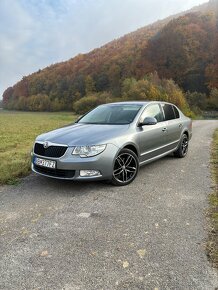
xmin=173 ymin=106 xmax=180 ymax=119
xmin=140 ymin=104 xmax=164 ymax=123
xmin=162 ymin=104 xmax=176 ymax=120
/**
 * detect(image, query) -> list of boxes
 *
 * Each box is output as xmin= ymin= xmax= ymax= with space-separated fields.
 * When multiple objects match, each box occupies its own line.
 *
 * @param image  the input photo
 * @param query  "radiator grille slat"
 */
xmin=34 ymin=143 xmax=67 ymax=158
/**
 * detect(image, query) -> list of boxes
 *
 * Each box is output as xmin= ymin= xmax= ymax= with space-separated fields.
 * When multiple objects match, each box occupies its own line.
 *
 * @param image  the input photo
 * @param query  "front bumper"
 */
xmin=31 ymin=143 xmax=119 ymax=181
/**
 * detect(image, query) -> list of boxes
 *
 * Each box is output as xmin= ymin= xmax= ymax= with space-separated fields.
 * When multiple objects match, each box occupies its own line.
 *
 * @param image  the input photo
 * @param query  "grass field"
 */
xmin=207 ymin=129 xmax=218 ymax=267
xmin=0 ymin=110 xmax=77 ymax=185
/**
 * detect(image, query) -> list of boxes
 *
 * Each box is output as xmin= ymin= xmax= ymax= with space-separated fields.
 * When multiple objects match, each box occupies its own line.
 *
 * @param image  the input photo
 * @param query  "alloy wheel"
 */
xmin=113 ymin=152 xmax=138 ymax=184
xmin=182 ymin=136 xmax=188 ymax=156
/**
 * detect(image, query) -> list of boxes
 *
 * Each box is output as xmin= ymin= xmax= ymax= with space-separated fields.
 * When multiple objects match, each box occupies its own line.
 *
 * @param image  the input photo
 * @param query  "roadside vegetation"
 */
xmin=3 ymin=73 xmax=195 ymax=118
xmin=73 ymin=74 xmax=193 ymax=116
xmin=0 ymin=111 xmax=77 ymax=185
xmin=207 ymin=129 xmax=218 ymax=267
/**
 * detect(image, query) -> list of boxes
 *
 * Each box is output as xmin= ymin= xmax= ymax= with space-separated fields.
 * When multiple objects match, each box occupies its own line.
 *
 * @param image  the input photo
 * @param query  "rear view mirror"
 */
xmin=139 ymin=117 xmax=157 ymax=126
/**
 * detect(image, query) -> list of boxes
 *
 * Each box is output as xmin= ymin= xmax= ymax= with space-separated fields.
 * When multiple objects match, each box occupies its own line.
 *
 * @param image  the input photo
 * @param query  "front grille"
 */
xmin=34 ymin=143 xmax=67 ymax=158
xmin=34 ymin=165 xmax=75 ymax=178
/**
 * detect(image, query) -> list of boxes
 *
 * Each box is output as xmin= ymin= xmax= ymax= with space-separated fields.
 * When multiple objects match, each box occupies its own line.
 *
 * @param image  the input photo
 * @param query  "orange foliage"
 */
xmin=2 ymin=2 xmax=218 ymax=111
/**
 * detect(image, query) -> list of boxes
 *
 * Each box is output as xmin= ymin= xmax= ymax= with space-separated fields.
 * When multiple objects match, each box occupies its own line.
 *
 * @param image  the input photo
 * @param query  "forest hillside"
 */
xmin=2 ymin=0 xmax=218 ymax=114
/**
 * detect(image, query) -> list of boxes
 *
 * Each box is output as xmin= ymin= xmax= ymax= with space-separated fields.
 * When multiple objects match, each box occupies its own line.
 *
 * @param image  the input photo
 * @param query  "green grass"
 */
xmin=207 ymin=129 xmax=218 ymax=267
xmin=0 ymin=110 xmax=77 ymax=185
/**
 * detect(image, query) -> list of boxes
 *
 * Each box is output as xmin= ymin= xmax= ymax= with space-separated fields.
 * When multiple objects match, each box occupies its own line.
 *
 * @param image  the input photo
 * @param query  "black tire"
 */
xmin=111 ymin=148 xmax=139 ymax=186
xmin=174 ymin=134 xmax=189 ymax=158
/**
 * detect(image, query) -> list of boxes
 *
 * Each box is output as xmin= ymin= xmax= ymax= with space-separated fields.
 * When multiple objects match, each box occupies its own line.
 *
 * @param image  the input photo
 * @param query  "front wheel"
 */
xmin=174 ymin=134 xmax=189 ymax=158
xmin=111 ymin=149 xmax=139 ymax=186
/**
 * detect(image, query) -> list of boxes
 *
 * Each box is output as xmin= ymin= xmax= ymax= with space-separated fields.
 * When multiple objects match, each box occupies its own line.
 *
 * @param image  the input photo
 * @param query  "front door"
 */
xmin=137 ymin=104 xmax=168 ymax=163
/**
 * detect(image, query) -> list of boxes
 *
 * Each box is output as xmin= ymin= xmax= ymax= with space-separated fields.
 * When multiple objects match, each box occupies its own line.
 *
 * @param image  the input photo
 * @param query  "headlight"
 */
xmin=72 ymin=144 xmax=106 ymax=157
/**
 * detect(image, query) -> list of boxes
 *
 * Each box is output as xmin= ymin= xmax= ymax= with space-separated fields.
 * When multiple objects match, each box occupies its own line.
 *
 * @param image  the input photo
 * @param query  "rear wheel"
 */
xmin=111 ymin=149 xmax=139 ymax=186
xmin=174 ymin=134 xmax=189 ymax=158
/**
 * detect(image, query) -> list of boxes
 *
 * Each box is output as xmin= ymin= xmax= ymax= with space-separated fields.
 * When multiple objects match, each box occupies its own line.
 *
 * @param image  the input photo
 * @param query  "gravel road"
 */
xmin=0 ymin=120 xmax=218 ymax=290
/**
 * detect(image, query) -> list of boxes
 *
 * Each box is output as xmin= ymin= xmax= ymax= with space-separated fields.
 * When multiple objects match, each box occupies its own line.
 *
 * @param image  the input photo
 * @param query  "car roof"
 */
xmin=103 ymin=101 xmax=177 ymax=106
xmin=104 ymin=101 xmax=149 ymax=106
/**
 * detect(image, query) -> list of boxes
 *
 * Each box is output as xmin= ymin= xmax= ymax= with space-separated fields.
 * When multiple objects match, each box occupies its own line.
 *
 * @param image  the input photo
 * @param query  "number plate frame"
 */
xmin=34 ymin=157 xmax=56 ymax=169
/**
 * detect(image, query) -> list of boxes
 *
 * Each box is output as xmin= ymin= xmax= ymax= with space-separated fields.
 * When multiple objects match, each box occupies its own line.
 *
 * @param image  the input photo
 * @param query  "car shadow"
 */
xmin=25 ymin=154 xmax=176 ymax=192
xmin=19 ymin=172 xmax=114 ymax=199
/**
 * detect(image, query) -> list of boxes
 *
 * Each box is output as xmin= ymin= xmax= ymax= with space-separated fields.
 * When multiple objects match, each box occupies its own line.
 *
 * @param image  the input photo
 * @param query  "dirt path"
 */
xmin=0 ymin=120 xmax=217 ymax=290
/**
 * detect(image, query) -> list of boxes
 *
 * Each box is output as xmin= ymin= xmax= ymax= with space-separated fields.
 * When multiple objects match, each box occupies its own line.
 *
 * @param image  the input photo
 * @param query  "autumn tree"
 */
xmin=85 ymin=75 xmax=96 ymax=95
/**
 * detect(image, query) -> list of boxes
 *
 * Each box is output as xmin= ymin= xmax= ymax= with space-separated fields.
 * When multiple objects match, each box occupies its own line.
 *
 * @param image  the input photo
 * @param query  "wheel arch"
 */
xmin=112 ymin=143 xmax=139 ymax=167
xmin=182 ymin=130 xmax=189 ymax=140
xmin=122 ymin=143 xmax=139 ymax=157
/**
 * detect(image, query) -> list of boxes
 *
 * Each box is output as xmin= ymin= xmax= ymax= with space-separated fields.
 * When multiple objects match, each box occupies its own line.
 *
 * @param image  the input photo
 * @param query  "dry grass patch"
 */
xmin=0 ymin=111 xmax=77 ymax=184
xmin=207 ymin=129 xmax=218 ymax=267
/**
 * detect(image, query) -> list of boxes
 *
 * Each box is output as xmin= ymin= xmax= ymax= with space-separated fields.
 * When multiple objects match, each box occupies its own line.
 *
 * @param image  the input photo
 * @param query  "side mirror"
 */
xmin=139 ymin=117 xmax=157 ymax=126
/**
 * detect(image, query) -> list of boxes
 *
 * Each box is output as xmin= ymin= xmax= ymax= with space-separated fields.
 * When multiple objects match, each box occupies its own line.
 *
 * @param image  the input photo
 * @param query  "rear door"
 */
xmin=161 ymin=103 xmax=183 ymax=151
xmin=137 ymin=103 xmax=168 ymax=162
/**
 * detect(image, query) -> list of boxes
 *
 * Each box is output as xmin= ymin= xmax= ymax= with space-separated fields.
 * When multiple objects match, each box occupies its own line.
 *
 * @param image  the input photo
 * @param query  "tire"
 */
xmin=174 ymin=133 xmax=189 ymax=158
xmin=111 ymin=148 xmax=139 ymax=186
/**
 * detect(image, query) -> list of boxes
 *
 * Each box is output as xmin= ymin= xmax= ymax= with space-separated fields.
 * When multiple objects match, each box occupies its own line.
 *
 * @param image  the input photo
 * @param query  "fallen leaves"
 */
xmin=137 ymin=249 xmax=146 ymax=258
xmin=123 ymin=261 xmax=129 ymax=268
xmin=77 ymin=212 xmax=91 ymax=218
xmin=40 ymin=250 xmax=48 ymax=257
xmin=31 ymin=213 xmax=42 ymax=223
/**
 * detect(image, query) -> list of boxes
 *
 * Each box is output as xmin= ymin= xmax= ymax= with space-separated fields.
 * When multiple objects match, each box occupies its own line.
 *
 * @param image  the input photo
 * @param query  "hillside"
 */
xmin=3 ymin=0 xmax=218 ymax=112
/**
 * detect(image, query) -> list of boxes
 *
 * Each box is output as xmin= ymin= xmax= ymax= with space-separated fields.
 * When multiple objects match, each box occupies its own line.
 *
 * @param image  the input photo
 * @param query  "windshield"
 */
xmin=78 ymin=104 xmax=142 ymax=125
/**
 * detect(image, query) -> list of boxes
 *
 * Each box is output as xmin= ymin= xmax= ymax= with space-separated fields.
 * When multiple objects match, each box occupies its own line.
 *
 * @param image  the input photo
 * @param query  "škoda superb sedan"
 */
xmin=32 ymin=101 xmax=192 ymax=186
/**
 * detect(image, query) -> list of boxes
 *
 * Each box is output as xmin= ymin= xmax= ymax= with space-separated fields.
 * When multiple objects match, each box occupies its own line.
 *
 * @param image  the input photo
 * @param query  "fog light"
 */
xmin=80 ymin=170 xmax=101 ymax=177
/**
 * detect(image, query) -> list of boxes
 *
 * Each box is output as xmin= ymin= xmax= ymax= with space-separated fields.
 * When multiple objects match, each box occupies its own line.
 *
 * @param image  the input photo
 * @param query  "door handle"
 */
xmin=162 ymin=128 xmax=167 ymax=132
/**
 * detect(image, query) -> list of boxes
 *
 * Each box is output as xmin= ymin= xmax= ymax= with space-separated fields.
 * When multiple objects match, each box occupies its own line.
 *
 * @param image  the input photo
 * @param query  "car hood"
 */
xmin=36 ymin=123 xmax=130 ymax=146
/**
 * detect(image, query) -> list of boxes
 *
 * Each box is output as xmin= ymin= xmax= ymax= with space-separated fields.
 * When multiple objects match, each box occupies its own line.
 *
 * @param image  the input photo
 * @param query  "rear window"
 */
xmin=173 ymin=106 xmax=180 ymax=119
xmin=162 ymin=104 xmax=175 ymax=121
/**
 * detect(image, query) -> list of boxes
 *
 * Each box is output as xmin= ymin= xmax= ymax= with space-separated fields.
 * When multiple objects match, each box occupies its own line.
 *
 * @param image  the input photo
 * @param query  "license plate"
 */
xmin=34 ymin=157 xmax=56 ymax=169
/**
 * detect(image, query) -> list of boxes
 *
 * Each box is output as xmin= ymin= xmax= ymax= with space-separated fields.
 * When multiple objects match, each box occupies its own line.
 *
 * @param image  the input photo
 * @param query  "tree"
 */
xmin=185 ymin=91 xmax=207 ymax=111
xmin=121 ymin=74 xmax=190 ymax=114
xmin=108 ymin=64 xmax=121 ymax=96
xmin=95 ymin=73 xmax=109 ymax=91
xmin=207 ymin=88 xmax=218 ymax=110
xmin=2 ymin=87 xmax=14 ymax=107
xmin=85 ymin=75 xmax=96 ymax=95
xmin=73 ymin=94 xmax=102 ymax=114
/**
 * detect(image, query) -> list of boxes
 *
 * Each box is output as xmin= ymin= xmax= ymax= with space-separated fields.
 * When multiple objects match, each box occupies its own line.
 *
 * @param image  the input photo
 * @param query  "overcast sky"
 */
xmin=0 ymin=0 xmax=208 ymax=98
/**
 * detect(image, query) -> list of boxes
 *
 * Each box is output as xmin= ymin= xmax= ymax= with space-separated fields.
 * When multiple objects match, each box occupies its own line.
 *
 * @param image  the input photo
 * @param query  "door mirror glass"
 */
xmin=140 ymin=117 xmax=157 ymax=126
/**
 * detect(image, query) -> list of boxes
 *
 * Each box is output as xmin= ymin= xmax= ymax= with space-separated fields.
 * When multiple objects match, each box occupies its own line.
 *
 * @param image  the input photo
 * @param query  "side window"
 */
xmin=173 ymin=106 xmax=180 ymax=119
xmin=162 ymin=104 xmax=175 ymax=121
xmin=140 ymin=104 xmax=164 ymax=123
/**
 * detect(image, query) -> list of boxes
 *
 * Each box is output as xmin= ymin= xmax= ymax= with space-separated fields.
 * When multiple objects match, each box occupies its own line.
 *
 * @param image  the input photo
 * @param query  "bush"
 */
xmin=26 ymin=94 xmax=52 ymax=111
xmin=207 ymin=88 xmax=218 ymax=110
xmin=73 ymin=92 xmax=114 ymax=114
xmin=185 ymin=91 xmax=207 ymax=111
xmin=73 ymin=95 xmax=103 ymax=114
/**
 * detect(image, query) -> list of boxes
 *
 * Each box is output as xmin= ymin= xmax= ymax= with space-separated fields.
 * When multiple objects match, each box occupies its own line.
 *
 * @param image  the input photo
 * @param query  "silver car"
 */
xmin=32 ymin=101 xmax=192 ymax=186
